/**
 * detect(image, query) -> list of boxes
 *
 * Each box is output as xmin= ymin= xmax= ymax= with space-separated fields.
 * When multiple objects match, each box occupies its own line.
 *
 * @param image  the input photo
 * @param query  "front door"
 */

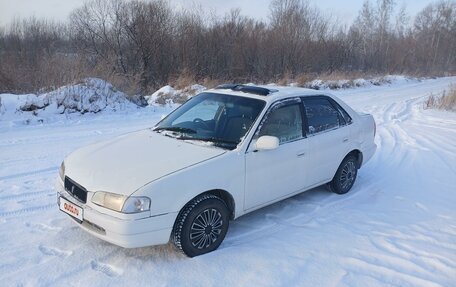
xmin=244 ymin=99 xmax=311 ymax=211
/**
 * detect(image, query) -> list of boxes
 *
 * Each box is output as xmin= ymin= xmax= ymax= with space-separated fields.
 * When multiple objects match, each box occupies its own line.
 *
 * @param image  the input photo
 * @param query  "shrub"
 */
xmin=295 ymin=73 xmax=315 ymax=87
xmin=174 ymin=70 xmax=196 ymax=90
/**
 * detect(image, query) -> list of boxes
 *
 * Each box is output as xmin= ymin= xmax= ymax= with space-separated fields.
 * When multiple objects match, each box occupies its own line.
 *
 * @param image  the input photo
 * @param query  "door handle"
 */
xmin=296 ymin=151 xmax=306 ymax=157
xmin=343 ymin=138 xmax=349 ymax=143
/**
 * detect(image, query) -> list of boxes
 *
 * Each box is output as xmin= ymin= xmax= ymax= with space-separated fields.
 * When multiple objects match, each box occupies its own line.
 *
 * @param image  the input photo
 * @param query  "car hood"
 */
xmin=64 ymin=129 xmax=226 ymax=196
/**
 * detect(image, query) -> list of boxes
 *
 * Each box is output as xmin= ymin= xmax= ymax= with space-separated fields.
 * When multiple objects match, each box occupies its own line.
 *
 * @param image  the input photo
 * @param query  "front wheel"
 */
xmin=328 ymin=155 xmax=358 ymax=194
xmin=172 ymin=194 xmax=229 ymax=257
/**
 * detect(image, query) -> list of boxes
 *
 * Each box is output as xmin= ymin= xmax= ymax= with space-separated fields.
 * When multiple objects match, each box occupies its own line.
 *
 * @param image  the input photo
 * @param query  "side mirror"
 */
xmin=255 ymin=136 xmax=279 ymax=151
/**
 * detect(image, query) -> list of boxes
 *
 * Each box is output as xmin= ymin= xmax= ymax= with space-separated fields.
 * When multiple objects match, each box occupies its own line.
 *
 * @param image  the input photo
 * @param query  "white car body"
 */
xmin=56 ymin=85 xmax=376 ymax=250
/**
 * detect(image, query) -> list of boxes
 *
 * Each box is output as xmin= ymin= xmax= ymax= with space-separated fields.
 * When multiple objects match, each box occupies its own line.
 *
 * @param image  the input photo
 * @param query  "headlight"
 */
xmin=59 ymin=162 xmax=65 ymax=181
xmin=91 ymin=191 xmax=150 ymax=213
xmin=122 ymin=196 xmax=151 ymax=213
xmin=92 ymin=191 xmax=126 ymax=212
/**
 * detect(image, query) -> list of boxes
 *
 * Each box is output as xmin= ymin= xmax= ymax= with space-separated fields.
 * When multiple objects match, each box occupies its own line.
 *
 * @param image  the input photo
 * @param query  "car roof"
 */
xmin=207 ymin=84 xmax=330 ymax=103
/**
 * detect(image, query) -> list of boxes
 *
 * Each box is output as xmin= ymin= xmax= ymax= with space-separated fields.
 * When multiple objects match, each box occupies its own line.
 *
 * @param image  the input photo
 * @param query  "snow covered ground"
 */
xmin=0 ymin=77 xmax=455 ymax=286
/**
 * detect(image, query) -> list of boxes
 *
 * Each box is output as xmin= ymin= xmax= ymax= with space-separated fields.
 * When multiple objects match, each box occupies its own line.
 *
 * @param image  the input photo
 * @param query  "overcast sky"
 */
xmin=0 ymin=0 xmax=436 ymax=27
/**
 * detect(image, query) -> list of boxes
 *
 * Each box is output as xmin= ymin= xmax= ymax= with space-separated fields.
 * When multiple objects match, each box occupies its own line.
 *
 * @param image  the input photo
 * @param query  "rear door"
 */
xmin=302 ymin=96 xmax=352 ymax=186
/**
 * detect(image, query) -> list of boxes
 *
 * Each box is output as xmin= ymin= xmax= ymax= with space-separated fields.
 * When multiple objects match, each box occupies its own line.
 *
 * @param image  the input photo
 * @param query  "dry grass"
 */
xmin=424 ymin=85 xmax=456 ymax=111
xmin=201 ymin=77 xmax=222 ymax=89
xmin=277 ymin=72 xmax=292 ymax=86
xmin=173 ymin=70 xmax=196 ymax=90
xmin=280 ymin=71 xmax=386 ymax=88
xmin=317 ymin=71 xmax=381 ymax=81
xmin=295 ymin=73 xmax=316 ymax=87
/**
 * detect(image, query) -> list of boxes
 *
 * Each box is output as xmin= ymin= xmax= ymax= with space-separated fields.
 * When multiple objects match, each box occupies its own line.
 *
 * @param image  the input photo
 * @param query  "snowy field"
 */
xmin=0 ymin=77 xmax=455 ymax=286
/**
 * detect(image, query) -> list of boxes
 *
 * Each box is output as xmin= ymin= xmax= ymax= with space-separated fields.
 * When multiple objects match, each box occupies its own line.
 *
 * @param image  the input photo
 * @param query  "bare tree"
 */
xmin=414 ymin=0 xmax=456 ymax=73
xmin=0 ymin=0 xmax=454 ymax=94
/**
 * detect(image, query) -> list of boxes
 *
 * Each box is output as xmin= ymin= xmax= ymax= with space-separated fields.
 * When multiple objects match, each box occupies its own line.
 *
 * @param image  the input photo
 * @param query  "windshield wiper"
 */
xmin=177 ymin=136 xmax=239 ymax=145
xmin=154 ymin=126 xmax=197 ymax=134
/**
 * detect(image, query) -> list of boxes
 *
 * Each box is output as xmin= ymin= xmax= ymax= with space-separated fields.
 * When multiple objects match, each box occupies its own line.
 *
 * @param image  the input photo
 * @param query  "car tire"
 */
xmin=172 ymin=194 xmax=229 ymax=257
xmin=328 ymin=155 xmax=358 ymax=194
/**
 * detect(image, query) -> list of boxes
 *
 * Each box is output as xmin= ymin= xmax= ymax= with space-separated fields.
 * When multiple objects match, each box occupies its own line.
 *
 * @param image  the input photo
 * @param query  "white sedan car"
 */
xmin=56 ymin=84 xmax=376 ymax=257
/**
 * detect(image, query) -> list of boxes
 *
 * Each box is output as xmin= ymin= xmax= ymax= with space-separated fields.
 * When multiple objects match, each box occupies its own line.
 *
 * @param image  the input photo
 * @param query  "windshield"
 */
xmin=154 ymin=92 xmax=265 ymax=150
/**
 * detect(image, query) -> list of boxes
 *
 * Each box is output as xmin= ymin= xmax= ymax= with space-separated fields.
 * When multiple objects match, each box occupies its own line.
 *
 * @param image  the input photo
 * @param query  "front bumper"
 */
xmin=55 ymin=180 xmax=177 ymax=248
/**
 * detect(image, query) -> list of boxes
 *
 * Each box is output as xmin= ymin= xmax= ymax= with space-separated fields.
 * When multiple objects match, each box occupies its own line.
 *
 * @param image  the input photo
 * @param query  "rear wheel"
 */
xmin=328 ymin=155 xmax=358 ymax=194
xmin=172 ymin=194 xmax=229 ymax=257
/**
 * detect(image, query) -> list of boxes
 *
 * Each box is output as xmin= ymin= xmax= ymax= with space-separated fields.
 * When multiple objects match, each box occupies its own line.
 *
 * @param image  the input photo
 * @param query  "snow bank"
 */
xmin=144 ymin=76 xmax=420 ymax=107
xmin=145 ymin=84 xmax=206 ymax=106
xmin=145 ymin=76 xmax=417 ymax=106
xmin=0 ymin=78 xmax=146 ymax=123
xmin=301 ymin=75 xmax=419 ymax=90
xmin=0 ymin=75 xmax=426 ymax=124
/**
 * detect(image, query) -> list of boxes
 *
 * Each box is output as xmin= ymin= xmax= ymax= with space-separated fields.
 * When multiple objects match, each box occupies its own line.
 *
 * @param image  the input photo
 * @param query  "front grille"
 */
xmin=64 ymin=177 xmax=87 ymax=203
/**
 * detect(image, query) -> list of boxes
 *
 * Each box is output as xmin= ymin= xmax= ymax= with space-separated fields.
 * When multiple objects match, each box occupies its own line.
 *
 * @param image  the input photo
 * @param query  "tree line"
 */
xmin=0 ymin=0 xmax=454 ymax=95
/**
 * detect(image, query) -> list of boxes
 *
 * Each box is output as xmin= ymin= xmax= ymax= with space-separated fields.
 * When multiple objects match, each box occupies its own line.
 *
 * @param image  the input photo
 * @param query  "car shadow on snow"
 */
xmin=69 ymin=183 xmax=366 ymax=261
xmin=221 ymin=185 xmax=337 ymax=247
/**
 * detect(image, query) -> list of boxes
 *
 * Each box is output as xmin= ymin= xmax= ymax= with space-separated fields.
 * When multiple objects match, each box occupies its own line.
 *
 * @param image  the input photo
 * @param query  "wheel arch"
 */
xmin=346 ymin=149 xmax=363 ymax=169
xmin=205 ymin=189 xmax=235 ymax=220
xmin=176 ymin=189 xmax=236 ymax=221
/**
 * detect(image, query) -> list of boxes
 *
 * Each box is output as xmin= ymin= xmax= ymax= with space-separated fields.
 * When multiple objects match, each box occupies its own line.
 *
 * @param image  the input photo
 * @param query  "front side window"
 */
xmin=303 ymin=98 xmax=342 ymax=135
xmin=154 ymin=93 xmax=265 ymax=150
xmin=257 ymin=103 xmax=303 ymax=144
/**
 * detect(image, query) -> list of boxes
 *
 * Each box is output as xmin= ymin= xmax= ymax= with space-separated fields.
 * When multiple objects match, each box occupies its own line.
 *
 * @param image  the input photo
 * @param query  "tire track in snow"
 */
xmin=366 ymin=235 xmax=456 ymax=280
xmin=369 ymin=96 xmax=425 ymax=176
xmin=371 ymin=230 xmax=456 ymax=254
xmin=349 ymin=220 xmax=456 ymax=285
xmin=0 ymin=203 xmax=55 ymax=218
xmin=350 ymin=251 xmax=445 ymax=285
xmin=344 ymin=257 xmax=444 ymax=287
xmin=0 ymin=166 xmax=57 ymax=181
xmin=381 ymin=102 xmax=397 ymax=125
xmin=331 ymin=90 xmax=455 ymax=286
xmin=394 ymin=97 xmax=423 ymax=122
xmin=0 ymin=190 xmax=50 ymax=201
xmin=403 ymin=127 xmax=456 ymax=175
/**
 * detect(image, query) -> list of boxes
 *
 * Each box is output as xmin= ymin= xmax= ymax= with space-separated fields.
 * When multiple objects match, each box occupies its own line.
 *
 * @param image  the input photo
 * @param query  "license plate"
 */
xmin=59 ymin=196 xmax=83 ymax=221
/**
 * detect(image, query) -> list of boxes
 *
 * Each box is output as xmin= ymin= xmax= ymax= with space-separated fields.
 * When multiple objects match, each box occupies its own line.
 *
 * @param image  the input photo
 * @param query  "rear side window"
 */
xmin=303 ymin=98 xmax=342 ymax=135
xmin=331 ymin=100 xmax=352 ymax=124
